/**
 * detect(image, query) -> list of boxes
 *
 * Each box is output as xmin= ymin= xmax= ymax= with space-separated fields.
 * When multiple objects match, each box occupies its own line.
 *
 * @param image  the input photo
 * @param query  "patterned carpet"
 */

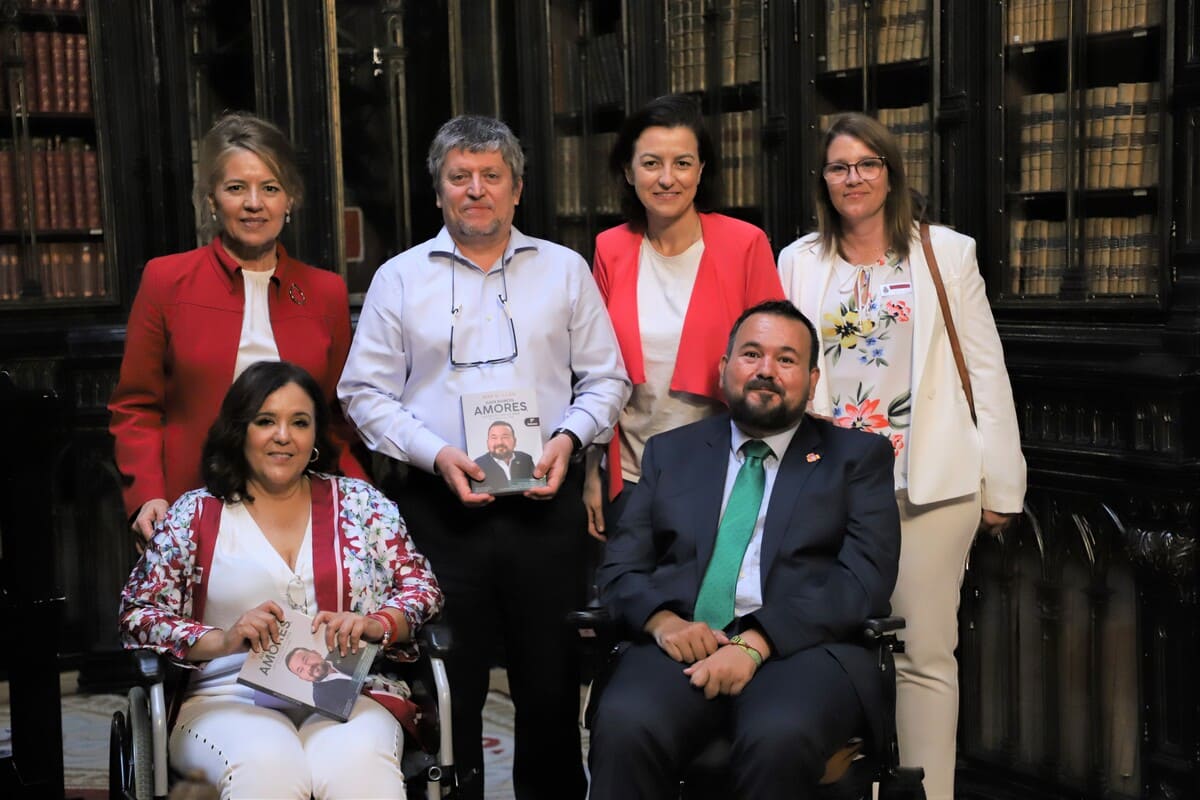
xmin=0 ymin=672 xmax=582 ymax=800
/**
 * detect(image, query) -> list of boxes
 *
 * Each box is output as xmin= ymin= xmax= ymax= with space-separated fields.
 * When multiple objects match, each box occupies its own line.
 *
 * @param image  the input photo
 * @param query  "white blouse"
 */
xmin=619 ymin=237 xmax=722 ymax=482
xmin=232 ymin=268 xmax=280 ymax=381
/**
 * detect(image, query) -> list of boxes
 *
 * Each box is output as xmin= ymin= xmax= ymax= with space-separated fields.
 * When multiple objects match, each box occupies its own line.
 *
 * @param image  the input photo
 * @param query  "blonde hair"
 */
xmin=193 ymin=112 xmax=304 ymax=240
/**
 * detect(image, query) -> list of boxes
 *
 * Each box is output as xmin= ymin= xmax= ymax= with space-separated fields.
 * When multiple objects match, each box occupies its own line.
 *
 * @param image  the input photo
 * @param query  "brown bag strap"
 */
xmin=919 ymin=223 xmax=977 ymax=425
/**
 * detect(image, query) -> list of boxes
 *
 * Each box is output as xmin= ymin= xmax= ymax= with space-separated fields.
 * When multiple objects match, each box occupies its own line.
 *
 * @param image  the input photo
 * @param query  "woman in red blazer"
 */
xmin=585 ymin=95 xmax=784 ymax=538
xmin=110 ymin=112 xmax=366 ymax=539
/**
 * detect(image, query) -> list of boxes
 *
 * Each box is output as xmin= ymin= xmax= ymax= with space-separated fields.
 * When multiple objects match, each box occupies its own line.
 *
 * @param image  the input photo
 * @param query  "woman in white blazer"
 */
xmin=778 ymin=113 xmax=1026 ymax=800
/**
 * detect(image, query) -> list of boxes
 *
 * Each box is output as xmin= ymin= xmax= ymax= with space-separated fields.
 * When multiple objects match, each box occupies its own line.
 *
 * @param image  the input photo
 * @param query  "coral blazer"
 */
xmin=593 ymin=212 xmax=784 ymax=497
xmin=109 ymin=238 xmax=367 ymax=518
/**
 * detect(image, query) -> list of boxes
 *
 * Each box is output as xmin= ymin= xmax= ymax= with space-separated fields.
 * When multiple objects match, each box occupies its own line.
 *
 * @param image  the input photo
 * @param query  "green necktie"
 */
xmin=694 ymin=439 xmax=772 ymax=630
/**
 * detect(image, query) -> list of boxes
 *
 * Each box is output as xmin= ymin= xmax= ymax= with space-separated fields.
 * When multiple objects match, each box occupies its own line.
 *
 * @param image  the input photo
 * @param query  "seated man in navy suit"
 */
xmin=588 ymin=300 xmax=901 ymax=799
xmin=286 ymin=646 xmax=360 ymax=716
xmin=473 ymin=420 xmax=536 ymax=488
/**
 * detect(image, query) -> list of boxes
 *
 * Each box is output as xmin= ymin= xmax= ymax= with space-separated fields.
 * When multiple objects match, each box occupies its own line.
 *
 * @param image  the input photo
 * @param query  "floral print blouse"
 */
xmin=821 ymin=249 xmax=915 ymax=487
xmin=119 ymin=474 xmax=443 ymax=663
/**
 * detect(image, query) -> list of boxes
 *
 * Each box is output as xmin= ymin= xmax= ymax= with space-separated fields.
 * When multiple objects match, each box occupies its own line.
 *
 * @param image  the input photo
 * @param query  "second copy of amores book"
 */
xmin=236 ymin=606 xmax=378 ymax=722
xmin=461 ymin=387 xmax=547 ymax=495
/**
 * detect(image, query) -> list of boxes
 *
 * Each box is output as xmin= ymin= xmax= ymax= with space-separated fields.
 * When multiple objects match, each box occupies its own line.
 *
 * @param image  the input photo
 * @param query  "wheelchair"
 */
xmin=109 ymin=623 xmax=457 ymax=800
xmin=571 ymin=607 xmax=927 ymax=800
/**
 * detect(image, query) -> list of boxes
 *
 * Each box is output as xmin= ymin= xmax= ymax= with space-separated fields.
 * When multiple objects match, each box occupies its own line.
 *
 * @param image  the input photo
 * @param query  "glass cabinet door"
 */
xmin=813 ymin=1 xmax=939 ymax=215
xmin=993 ymin=0 xmax=1166 ymax=303
xmin=543 ymin=0 xmax=625 ymax=260
xmin=1177 ymin=0 xmax=1200 ymax=255
xmin=0 ymin=0 xmax=115 ymax=307
xmin=664 ymin=0 xmax=764 ymax=219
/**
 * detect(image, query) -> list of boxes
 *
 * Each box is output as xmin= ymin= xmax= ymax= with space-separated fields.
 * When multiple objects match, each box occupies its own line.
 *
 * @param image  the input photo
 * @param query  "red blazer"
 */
xmin=109 ymin=238 xmax=368 ymax=518
xmin=592 ymin=212 xmax=784 ymax=496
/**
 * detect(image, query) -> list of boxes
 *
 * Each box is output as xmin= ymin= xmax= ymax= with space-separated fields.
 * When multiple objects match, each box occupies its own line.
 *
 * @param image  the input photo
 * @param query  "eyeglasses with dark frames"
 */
xmin=822 ymin=156 xmax=887 ymax=183
xmin=448 ymin=255 xmax=519 ymax=369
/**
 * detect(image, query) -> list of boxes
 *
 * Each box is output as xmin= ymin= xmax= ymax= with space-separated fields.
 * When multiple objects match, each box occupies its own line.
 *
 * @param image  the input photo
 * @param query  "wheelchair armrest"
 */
xmin=417 ymin=621 xmax=453 ymax=658
xmin=567 ymin=604 xmax=611 ymax=630
xmin=129 ymin=649 xmax=166 ymax=684
xmin=862 ymin=616 xmax=906 ymax=641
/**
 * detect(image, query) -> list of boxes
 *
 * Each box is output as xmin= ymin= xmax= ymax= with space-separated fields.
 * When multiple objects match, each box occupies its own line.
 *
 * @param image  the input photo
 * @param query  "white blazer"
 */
xmin=778 ymin=225 xmax=1026 ymax=512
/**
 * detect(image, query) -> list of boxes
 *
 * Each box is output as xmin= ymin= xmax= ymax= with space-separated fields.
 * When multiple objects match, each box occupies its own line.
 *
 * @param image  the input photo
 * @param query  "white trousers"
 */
xmin=170 ymin=693 xmax=406 ymax=799
xmin=891 ymin=489 xmax=981 ymax=800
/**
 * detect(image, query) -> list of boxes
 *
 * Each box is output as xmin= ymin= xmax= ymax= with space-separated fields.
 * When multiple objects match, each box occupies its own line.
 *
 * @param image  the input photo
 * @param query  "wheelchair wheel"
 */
xmin=109 ymin=709 xmax=131 ymax=799
xmin=127 ymin=686 xmax=154 ymax=800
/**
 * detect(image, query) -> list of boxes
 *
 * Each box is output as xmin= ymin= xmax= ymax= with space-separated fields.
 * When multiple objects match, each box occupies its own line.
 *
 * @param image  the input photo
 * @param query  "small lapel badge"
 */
xmin=288 ymin=282 xmax=307 ymax=305
xmin=806 ymin=452 xmax=821 ymax=463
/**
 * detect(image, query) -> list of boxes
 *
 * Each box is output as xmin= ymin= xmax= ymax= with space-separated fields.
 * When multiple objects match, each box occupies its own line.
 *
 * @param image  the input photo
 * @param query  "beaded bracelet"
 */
xmin=366 ymin=612 xmax=397 ymax=647
xmin=728 ymin=634 xmax=764 ymax=667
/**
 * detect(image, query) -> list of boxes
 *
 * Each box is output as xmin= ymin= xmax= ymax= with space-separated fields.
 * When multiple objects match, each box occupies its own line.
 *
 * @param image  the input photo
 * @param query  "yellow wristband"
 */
xmin=729 ymin=635 xmax=763 ymax=667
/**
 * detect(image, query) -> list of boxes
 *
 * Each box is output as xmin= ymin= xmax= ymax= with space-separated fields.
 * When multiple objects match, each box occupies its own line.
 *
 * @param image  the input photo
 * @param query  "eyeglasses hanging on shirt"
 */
xmin=448 ymin=252 xmax=519 ymax=368
xmin=286 ymin=573 xmax=308 ymax=614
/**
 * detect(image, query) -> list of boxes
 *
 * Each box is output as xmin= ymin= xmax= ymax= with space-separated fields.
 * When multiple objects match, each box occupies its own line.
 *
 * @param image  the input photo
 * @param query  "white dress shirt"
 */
xmin=338 ymin=226 xmax=631 ymax=473
xmin=722 ymin=420 xmax=803 ymax=618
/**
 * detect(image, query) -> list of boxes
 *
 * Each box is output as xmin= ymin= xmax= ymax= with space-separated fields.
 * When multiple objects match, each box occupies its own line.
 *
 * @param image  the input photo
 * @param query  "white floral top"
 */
xmin=118 ymin=474 xmax=443 ymax=663
xmin=821 ymin=249 xmax=915 ymax=487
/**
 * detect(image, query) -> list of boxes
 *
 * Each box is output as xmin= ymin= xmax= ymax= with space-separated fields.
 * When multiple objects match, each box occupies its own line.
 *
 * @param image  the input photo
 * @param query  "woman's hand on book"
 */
xmin=190 ymin=601 xmax=285 ymax=660
xmin=314 ymin=610 xmax=377 ymax=657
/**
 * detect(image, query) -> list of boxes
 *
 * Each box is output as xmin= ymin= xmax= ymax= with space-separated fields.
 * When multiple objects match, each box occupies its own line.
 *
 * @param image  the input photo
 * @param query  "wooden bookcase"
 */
xmin=810 ymin=1 xmax=940 ymax=214
xmin=987 ymin=0 xmax=1169 ymax=306
xmin=0 ymin=0 xmax=115 ymax=308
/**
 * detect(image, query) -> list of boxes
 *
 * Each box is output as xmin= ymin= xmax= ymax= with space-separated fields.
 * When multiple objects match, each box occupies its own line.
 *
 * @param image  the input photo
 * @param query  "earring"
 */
xmin=285 ymin=210 xmax=292 ymax=224
xmin=210 ymin=212 xmax=217 ymax=222
xmin=309 ymin=447 xmax=319 ymax=464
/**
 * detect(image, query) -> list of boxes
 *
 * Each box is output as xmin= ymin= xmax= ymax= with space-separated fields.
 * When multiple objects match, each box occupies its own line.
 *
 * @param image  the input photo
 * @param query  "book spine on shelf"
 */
xmin=83 ymin=144 xmax=101 ymax=229
xmin=79 ymin=241 xmax=95 ymax=298
xmin=34 ymin=32 xmax=51 ymax=114
xmin=53 ymin=138 xmax=70 ymax=229
xmin=31 ymin=138 xmax=49 ymax=230
xmin=77 ymin=33 xmax=91 ymax=114
xmin=50 ymin=33 xmax=67 ymax=112
xmin=68 ymin=138 xmax=84 ymax=229
xmin=0 ymin=143 xmax=15 ymax=231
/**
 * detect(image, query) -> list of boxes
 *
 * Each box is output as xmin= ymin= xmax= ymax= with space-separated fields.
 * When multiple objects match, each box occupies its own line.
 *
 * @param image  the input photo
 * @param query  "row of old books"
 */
xmin=554 ymin=132 xmax=620 ymax=218
xmin=717 ymin=109 xmax=761 ymax=208
xmin=1007 ymin=0 xmax=1161 ymax=44
xmin=1008 ymin=215 xmax=1156 ymax=296
xmin=667 ymin=0 xmax=761 ymax=94
xmin=586 ymin=32 xmax=624 ymax=108
xmin=22 ymin=0 xmax=84 ymax=9
xmin=1 ymin=32 xmax=93 ymax=115
xmin=819 ymin=104 xmax=931 ymax=199
xmin=0 ymin=241 xmax=107 ymax=301
xmin=548 ymin=25 xmax=623 ymax=114
xmin=824 ymin=0 xmax=929 ymax=71
xmin=1018 ymin=82 xmax=1160 ymax=192
xmin=1083 ymin=82 xmax=1160 ymax=189
xmin=878 ymin=104 xmax=931 ymax=201
xmin=1082 ymin=215 xmax=1156 ymax=294
xmin=0 ymin=137 xmax=102 ymax=232
xmin=1008 ymin=219 xmax=1067 ymax=295
xmin=548 ymin=3 xmax=580 ymax=115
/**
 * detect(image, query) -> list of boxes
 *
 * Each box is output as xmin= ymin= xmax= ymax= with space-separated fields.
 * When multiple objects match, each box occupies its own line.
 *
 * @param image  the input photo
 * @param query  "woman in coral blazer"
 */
xmin=110 ymin=112 xmax=366 ymax=539
xmin=778 ymin=113 xmax=1025 ymax=800
xmin=584 ymin=95 xmax=783 ymax=538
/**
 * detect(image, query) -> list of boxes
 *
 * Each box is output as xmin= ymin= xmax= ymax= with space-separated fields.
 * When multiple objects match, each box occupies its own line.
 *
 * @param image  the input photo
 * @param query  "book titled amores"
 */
xmin=461 ymin=387 xmax=547 ymax=496
xmin=236 ymin=606 xmax=377 ymax=723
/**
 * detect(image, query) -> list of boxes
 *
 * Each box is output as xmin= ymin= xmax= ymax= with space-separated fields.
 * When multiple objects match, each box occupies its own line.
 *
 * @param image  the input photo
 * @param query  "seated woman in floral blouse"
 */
xmin=119 ymin=360 xmax=442 ymax=800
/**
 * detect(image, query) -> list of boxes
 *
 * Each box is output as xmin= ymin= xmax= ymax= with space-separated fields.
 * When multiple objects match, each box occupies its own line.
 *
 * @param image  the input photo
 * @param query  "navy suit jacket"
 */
xmin=597 ymin=413 xmax=901 ymax=744
xmin=473 ymin=451 xmax=535 ymax=488
xmin=311 ymin=651 xmax=360 ymax=718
